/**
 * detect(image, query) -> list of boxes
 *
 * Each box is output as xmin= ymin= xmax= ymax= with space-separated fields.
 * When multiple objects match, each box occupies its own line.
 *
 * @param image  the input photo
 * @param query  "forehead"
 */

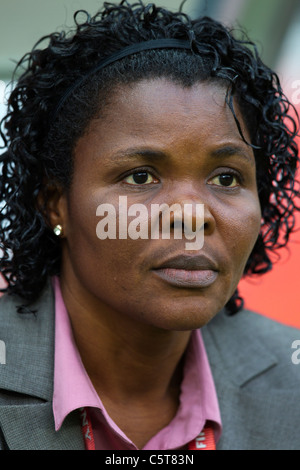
xmin=77 ymin=78 xmax=252 ymax=160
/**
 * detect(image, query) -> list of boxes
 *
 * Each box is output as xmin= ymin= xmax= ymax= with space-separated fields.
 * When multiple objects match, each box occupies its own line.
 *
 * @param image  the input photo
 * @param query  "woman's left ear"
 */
xmin=37 ymin=182 xmax=68 ymax=237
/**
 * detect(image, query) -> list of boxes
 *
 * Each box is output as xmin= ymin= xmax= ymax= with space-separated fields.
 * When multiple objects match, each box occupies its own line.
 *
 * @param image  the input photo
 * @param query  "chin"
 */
xmin=143 ymin=299 xmax=224 ymax=331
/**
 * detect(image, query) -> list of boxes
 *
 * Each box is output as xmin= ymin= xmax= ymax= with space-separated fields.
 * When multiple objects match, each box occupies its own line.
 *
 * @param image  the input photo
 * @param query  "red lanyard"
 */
xmin=187 ymin=425 xmax=216 ymax=450
xmin=80 ymin=407 xmax=216 ymax=451
xmin=80 ymin=408 xmax=96 ymax=450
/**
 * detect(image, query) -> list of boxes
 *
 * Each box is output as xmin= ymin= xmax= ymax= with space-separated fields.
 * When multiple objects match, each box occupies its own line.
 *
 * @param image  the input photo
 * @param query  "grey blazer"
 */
xmin=0 ymin=280 xmax=300 ymax=450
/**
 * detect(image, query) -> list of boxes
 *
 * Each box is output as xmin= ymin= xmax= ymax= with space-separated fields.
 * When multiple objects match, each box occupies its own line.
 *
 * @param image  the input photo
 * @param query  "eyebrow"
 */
xmin=110 ymin=144 xmax=255 ymax=165
xmin=210 ymin=145 xmax=255 ymax=165
xmin=111 ymin=148 xmax=166 ymax=163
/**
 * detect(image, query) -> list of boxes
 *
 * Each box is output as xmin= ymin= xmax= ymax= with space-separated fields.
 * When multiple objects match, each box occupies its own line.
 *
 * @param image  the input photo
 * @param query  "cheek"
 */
xmin=64 ymin=190 xmax=108 ymax=270
xmin=211 ymin=197 xmax=261 ymax=305
xmin=65 ymin=191 xmax=141 ymax=281
xmin=242 ymin=199 xmax=262 ymax=248
xmin=217 ymin=196 xmax=261 ymax=269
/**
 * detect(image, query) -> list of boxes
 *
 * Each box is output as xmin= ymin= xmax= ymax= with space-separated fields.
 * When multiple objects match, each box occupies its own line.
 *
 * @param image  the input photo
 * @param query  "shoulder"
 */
xmin=0 ymin=290 xmax=26 ymax=322
xmin=240 ymin=308 xmax=300 ymax=367
xmin=0 ymin=279 xmax=55 ymax=319
xmin=236 ymin=308 xmax=300 ymax=350
xmin=208 ymin=306 xmax=300 ymax=346
xmin=0 ymin=280 xmax=55 ymax=358
xmin=0 ymin=290 xmax=34 ymax=338
xmin=203 ymin=306 xmax=300 ymax=389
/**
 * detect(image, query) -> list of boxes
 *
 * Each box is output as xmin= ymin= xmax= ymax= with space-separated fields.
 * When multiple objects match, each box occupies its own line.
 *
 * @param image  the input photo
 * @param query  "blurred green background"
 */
xmin=0 ymin=0 xmax=300 ymax=115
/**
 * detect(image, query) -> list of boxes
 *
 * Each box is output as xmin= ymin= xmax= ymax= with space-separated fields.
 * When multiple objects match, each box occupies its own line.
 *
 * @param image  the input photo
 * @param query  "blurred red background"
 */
xmin=239 ymin=211 xmax=300 ymax=328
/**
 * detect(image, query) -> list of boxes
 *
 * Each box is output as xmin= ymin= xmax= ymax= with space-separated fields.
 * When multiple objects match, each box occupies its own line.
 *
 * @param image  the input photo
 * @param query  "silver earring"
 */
xmin=53 ymin=224 xmax=63 ymax=236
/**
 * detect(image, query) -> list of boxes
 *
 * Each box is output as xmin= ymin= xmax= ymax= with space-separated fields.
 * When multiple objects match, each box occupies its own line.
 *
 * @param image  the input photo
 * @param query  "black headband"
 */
xmin=50 ymin=38 xmax=192 ymax=124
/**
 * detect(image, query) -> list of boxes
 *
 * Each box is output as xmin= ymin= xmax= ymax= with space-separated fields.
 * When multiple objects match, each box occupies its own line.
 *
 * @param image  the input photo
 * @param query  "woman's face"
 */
xmin=59 ymin=78 xmax=261 ymax=331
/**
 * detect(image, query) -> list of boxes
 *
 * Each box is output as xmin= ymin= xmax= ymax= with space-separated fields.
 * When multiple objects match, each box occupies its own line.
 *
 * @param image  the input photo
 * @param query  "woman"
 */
xmin=0 ymin=1 xmax=299 ymax=450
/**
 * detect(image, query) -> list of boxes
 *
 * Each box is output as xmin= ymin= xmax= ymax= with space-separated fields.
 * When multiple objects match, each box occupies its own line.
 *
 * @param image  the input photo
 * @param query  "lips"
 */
xmin=152 ymin=254 xmax=219 ymax=288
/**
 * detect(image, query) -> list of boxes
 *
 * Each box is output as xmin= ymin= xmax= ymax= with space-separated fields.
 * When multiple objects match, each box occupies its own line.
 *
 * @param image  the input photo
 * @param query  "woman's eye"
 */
xmin=209 ymin=173 xmax=240 ymax=188
xmin=123 ymin=171 xmax=158 ymax=185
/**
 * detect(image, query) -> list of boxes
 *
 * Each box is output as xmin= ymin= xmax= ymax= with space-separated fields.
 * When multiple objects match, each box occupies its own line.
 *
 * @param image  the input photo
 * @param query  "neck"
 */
xmin=59 ymin=273 xmax=193 ymax=448
xmin=60 ymin=276 xmax=191 ymax=404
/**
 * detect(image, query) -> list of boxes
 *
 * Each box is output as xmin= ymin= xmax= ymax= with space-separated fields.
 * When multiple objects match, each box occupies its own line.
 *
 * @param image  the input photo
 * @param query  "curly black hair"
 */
xmin=0 ymin=0 xmax=299 ymax=314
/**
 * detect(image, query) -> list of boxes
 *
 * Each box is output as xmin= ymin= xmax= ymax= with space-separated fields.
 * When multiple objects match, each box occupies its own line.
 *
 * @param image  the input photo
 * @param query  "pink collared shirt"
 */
xmin=52 ymin=276 xmax=222 ymax=450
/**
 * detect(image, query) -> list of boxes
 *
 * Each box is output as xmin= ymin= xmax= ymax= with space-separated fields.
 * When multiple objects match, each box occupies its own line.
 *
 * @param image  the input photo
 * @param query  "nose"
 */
xmin=150 ymin=189 xmax=216 ymax=251
xmin=169 ymin=198 xmax=215 ymax=236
